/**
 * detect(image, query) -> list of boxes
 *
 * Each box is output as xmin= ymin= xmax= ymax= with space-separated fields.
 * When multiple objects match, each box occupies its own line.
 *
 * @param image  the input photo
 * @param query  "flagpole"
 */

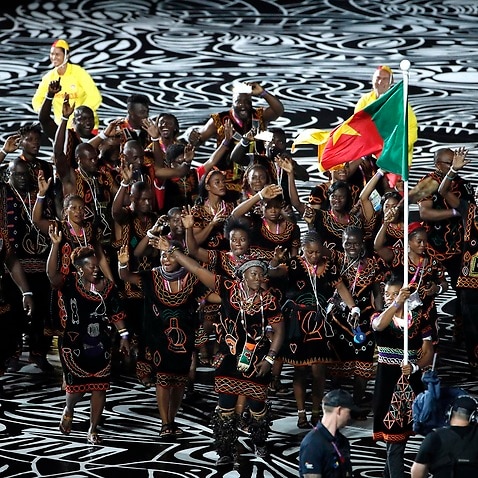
xmin=400 ymin=59 xmax=411 ymax=366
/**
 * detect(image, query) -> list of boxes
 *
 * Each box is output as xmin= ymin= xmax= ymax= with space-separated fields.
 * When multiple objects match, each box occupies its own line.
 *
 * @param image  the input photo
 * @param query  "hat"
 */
xmin=451 ymin=395 xmax=478 ymax=415
xmin=376 ymin=64 xmax=393 ymax=77
xmin=52 ymin=39 xmax=70 ymax=51
xmin=235 ymin=257 xmax=268 ymax=279
xmin=323 ymin=389 xmax=360 ymax=412
xmin=408 ymin=221 xmax=424 ymax=236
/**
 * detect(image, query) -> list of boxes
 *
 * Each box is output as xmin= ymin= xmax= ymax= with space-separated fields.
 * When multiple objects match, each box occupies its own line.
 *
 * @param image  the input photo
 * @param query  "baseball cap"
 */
xmin=52 ymin=39 xmax=70 ymax=51
xmin=323 ymin=389 xmax=361 ymax=412
xmin=451 ymin=395 xmax=478 ymax=415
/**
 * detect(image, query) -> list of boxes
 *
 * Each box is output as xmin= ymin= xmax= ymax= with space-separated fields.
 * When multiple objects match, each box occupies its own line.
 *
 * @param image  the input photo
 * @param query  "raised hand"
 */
xmin=2 ymin=134 xmax=21 ymax=154
xmin=181 ymin=205 xmax=194 ymax=229
xmin=37 ymin=171 xmax=52 ymax=196
xmin=118 ymin=244 xmax=129 ymax=265
xmin=62 ymin=93 xmax=75 ymax=119
xmin=48 ymin=223 xmax=62 ymax=244
xmin=451 ymin=147 xmax=470 ymax=171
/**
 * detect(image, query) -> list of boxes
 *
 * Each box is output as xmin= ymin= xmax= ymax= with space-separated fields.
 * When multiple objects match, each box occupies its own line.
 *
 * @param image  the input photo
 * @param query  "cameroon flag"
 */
xmin=320 ymin=81 xmax=409 ymax=180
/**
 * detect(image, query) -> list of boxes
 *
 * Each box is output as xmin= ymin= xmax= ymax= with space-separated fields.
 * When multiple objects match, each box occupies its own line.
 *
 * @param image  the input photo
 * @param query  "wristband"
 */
xmin=258 ymin=191 xmax=264 ymax=201
xmin=376 ymin=169 xmax=384 ymax=177
xmin=61 ymin=116 xmax=69 ymax=122
xmin=445 ymin=174 xmax=454 ymax=181
xmin=452 ymin=208 xmax=459 ymax=217
xmin=120 ymin=331 xmax=129 ymax=339
xmin=1 ymin=149 xmax=7 ymax=156
xmin=120 ymin=181 xmax=130 ymax=188
xmin=240 ymin=137 xmax=250 ymax=148
xmin=264 ymin=355 xmax=274 ymax=365
xmin=392 ymin=300 xmax=400 ymax=308
xmin=411 ymin=363 xmax=420 ymax=374
xmin=221 ymin=139 xmax=231 ymax=148
xmin=45 ymin=95 xmax=54 ymax=100
xmin=351 ymin=306 xmax=361 ymax=317
xmin=259 ymin=89 xmax=268 ymax=97
xmin=146 ymin=230 xmax=157 ymax=239
xmin=118 ymin=262 xmax=128 ymax=269
xmin=22 ymin=291 xmax=33 ymax=296
xmin=449 ymin=166 xmax=458 ymax=174
xmin=36 ymin=194 xmax=46 ymax=200
xmin=98 ymin=131 xmax=107 ymax=140
xmin=168 ymin=246 xmax=179 ymax=255
xmin=151 ymin=137 xmax=160 ymax=142
xmin=437 ymin=285 xmax=443 ymax=295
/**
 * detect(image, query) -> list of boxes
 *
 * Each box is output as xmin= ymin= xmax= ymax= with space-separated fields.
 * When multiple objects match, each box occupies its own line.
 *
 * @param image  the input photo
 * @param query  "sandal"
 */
xmin=297 ymin=410 xmax=312 ymax=429
xmin=171 ymin=422 xmax=183 ymax=436
xmin=59 ymin=409 xmax=73 ymax=435
xmin=159 ymin=423 xmax=173 ymax=438
xmin=87 ymin=432 xmax=103 ymax=445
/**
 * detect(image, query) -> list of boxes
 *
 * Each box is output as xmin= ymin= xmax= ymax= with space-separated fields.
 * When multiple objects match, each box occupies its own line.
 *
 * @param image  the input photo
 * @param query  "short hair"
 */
xmin=166 ymin=143 xmax=185 ymax=164
xmin=301 ymin=230 xmax=322 ymax=247
xmin=343 ymin=225 xmax=363 ymax=241
xmin=127 ymin=94 xmax=150 ymax=108
xmin=130 ymin=181 xmax=150 ymax=196
xmin=158 ymin=113 xmax=180 ymax=135
xmin=328 ymin=180 xmax=353 ymax=211
xmin=17 ymin=122 xmax=42 ymax=139
xmin=71 ymin=246 xmax=95 ymax=268
xmin=386 ymin=274 xmax=404 ymax=288
xmin=167 ymin=207 xmax=182 ymax=218
xmin=434 ymin=147 xmax=453 ymax=163
xmin=224 ymin=216 xmax=251 ymax=238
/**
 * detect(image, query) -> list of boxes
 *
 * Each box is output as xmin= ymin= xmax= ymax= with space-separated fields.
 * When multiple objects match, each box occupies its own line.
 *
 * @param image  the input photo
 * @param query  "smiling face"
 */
xmin=247 ymin=167 xmax=269 ymax=193
xmin=49 ymin=46 xmax=66 ymax=67
xmin=329 ymin=187 xmax=348 ymax=213
xmin=232 ymin=93 xmax=253 ymax=121
xmin=372 ymin=68 xmax=391 ymax=97
xmin=158 ymin=114 xmax=179 ymax=140
xmin=343 ymin=232 xmax=363 ymax=260
xmin=79 ymin=256 xmax=100 ymax=284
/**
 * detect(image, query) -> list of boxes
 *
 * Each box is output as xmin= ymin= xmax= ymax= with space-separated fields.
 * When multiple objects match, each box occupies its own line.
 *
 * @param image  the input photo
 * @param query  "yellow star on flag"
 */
xmin=332 ymin=117 xmax=361 ymax=144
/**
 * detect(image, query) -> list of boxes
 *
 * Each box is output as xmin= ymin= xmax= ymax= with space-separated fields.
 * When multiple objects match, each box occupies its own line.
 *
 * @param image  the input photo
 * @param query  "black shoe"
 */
xmin=29 ymin=354 xmax=54 ymax=372
xmin=216 ymin=454 xmax=234 ymax=466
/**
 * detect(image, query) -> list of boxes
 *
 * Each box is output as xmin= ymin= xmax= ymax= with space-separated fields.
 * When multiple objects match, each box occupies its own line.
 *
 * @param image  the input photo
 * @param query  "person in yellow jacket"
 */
xmin=32 ymin=39 xmax=102 ymax=130
xmin=355 ymin=65 xmax=417 ymax=167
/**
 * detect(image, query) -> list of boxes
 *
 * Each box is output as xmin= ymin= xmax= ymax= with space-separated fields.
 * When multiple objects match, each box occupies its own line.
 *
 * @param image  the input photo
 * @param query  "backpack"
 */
xmin=412 ymin=369 xmax=467 ymax=435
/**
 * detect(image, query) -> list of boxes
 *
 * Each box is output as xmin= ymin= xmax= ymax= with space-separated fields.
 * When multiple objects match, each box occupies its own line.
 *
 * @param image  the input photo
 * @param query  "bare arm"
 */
xmin=151 ymin=236 xmax=216 ymax=290
xmin=232 ymin=183 xmax=283 ymax=218
xmin=33 ymin=173 xmax=54 ymax=235
xmin=410 ymin=462 xmax=428 ymax=478
xmin=5 ymin=248 xmax=34 ymax=316
xmin=183 ymin=212 xmax=209 ymax=263
xmin=38 ymin=79 xmax=61 ymax=141
xmin=249 ymin=82 xmax=284 ymax=124
xmin=277 ymin=156 xmax=305 ymax=215
xmin=46 ymin=225 xmax=65 ymax=289
xmin=372 ymin=287 xmax=410 ymax=331
xmin=117 ymin=245 xmax=142 ymax=285
xmin=360 ymin=169 xmax=384 ymax=222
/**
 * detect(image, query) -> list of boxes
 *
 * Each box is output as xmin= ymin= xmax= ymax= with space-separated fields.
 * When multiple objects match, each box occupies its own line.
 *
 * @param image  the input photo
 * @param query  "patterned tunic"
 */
xmin=311 ymin=209 xmax=364 ymax=252
xmin=136 ymin=269 xmax=205 ymax=387
xmin=328 ymin=251 xmax=382 ymax=379
xmin=213 ymin=275 xmax=283 ymax=402
xmin=417 ymin=170 xmax=475 ymax=262
xmin=280 ymin=255 xmax=341 ymax=365
xmin=191 ymin=201 xmax=236 ymax=250
xmin=58 ymin=274 xmax=125 ymax=394
xmin=372 ymin=309 xmax=431 ymax=443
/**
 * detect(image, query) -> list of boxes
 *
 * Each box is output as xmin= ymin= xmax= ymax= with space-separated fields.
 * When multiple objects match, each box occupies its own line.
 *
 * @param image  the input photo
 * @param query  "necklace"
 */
xmin=262 ymin=218 xmax=280 ymax=234
xmin=205 ymin=199 xmax=225 ymax=217
xmin=238 ymin=282 xmax=265 ymax=342
xmin=67 ymin=220 xmax=88 ymax=248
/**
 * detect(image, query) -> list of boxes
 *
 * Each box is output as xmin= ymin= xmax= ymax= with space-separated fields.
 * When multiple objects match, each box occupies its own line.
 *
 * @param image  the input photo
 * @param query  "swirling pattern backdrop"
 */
xmin=0 ymin=1 xmax=477 ymax=477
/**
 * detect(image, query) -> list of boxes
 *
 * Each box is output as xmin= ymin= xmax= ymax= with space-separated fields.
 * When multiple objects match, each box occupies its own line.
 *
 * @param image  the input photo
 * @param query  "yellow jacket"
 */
xmin=32 ymin=63 xmax=102 ymax=129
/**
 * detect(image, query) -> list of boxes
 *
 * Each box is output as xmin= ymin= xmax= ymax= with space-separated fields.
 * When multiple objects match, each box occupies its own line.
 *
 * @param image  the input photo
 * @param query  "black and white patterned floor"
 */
xmin=1 ymin=1 xmax=478 ymax=476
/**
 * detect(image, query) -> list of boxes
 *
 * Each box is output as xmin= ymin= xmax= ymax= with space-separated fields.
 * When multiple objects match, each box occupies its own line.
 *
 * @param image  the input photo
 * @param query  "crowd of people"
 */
xmin=0 ymin=39 xmax=477 ymax=475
